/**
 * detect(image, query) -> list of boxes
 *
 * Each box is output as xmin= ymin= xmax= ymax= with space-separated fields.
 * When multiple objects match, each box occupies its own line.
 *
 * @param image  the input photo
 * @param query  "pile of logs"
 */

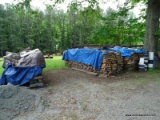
xmin=65 ymin=51 xmax=123 ymax=77
xmin=44 ymin=54 xmax=53 ymax=59
xmin=100 ymin=51 xmax=123 ymax=76
xmin=65 ymin=50 xmax=144 ymax=77
xmin=123 ymin=53 xmax=143 ymax=71
xmin=29 ymin=74 xmax=44 ymax=88
xmin=65 ymin=61 xmax=97 ymax=73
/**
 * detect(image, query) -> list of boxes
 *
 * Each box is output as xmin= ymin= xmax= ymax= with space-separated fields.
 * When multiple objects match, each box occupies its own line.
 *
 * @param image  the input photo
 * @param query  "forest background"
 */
xmin=0 ymin=0 xmax=158 ymax=56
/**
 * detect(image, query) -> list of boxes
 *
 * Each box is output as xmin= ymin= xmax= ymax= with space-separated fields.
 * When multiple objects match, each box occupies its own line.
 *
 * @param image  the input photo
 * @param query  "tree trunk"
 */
xmin=144 ymin=0 xmax=160 ymax=56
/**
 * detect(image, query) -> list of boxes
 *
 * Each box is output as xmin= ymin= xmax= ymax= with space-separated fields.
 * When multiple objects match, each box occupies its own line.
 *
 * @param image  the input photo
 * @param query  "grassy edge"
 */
xmin=0 ymin=56 xmax=67 ymax=76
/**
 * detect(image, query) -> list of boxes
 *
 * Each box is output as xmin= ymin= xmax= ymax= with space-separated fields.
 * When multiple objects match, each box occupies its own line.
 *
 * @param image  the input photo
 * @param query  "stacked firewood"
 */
xmin=100 ymin=51 xmax=123 ymax=76
xmin=44 ymin=54 xmax=53 ymax=59
xmin=29 ymin=74 xmax=44 ymax=88
xmin=65 ymin=51 xmax=123 ymax=76
xmin=65 ymin=61 xmax=97 ymax=73
xmin=64 ymin=47 xmax=145 ymax=76
xmin=123 ymin=53 xmax=144 ymax=71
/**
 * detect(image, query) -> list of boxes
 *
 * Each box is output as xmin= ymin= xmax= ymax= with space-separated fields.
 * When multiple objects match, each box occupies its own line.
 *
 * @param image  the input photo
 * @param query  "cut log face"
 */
xmin=99 ymin=52 xmax=123 ymax=76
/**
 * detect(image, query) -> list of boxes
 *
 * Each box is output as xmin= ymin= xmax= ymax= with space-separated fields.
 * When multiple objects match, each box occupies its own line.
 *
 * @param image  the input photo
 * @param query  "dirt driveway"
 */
xmin=4 ymin=68 xmax=160 ymax=120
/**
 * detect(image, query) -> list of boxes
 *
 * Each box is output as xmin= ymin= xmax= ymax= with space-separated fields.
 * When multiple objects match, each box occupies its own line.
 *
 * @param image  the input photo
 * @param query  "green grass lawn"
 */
xmin=0 ymin=56 xmax=159 ymax=77
xmin=43 ymin=56 xmax=67 ymax=72
xmin=0 ymin=58 xmax=3 ymax=75
xmin=0 ymin=56 xmax=67 ymax=76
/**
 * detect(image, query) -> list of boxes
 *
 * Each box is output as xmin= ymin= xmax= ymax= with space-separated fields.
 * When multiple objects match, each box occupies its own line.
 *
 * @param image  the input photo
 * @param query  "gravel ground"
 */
xmin=0 ymin=85 xmax=47 ymax=120
xmin=0 ymin=68 xmax=160 ymax=120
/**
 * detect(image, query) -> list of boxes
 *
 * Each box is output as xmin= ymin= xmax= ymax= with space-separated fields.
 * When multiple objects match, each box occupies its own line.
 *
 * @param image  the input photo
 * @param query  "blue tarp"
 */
xmin=62 ymin=48 xmax=104 ymax=70
xmin=109 ymin=46 xmax=144 ymax=58
xmin=133 ymin=48 xmax=144 ymax=54
xmin=0 ymin=63 xmax=44 ymax=85
xmin=63 ymin=47 xmax=144 ymax=70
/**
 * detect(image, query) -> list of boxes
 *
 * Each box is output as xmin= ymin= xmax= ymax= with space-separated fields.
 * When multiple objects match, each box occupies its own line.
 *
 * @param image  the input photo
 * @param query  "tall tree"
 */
xmin=143 ymin=0 xmax=160 ymax=55
xmin=55 ymin=0 xmax=160 ymax=55
xmin=1 ymin=0 xmax=159 ymax=56
xmin=127 ymin=0 xmax=160 ymax=55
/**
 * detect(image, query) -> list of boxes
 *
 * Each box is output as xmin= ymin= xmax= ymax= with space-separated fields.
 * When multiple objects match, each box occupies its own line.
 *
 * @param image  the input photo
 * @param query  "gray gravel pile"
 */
xmin=0 ymin=84 xmax=43 ymax=120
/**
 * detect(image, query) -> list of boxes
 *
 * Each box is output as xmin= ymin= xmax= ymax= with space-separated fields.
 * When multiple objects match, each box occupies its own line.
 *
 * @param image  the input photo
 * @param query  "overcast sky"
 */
xmin=0 ymin=0 xmax=143 ymax=17
xmin=0 ymin=0 xmax=126 ymax=11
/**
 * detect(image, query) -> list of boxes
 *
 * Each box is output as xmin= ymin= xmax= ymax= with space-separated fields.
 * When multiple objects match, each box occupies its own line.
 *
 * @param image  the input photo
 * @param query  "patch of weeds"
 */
xmin=146 ymin=68 xmax=160 ymax=83
xmin=136 ymin=84 xmax=145 ymax=91
xmin=39 ymin=96 xmax=48 ymax=107
xmin=62 ymin=114 xmax=78 ymax=120
xmin=128 ymin=78 xmax=152 ymax=87
xmin=137 ymin=79 xmax=151 ymax=85
xmin=126 ymin=72 xmax=159 ymax=86
xmin=105 ymin=96 xmax=114 ymax=101
xmin=79 ymin=102 xmax=87 ymax=111
xmin=147 ymin=69 xmax=160 ymax=75
xmin=120 ymin=83 xmax=129 ymax=87
xmin=147 ymin=63 xmax=160 ymax=74
xmin=65 ymin=98 xmax=77 ymax=104
xmin=105 ymin=96 xmax=110 ymax=101
xmin=40 ymin=96 xmax=45 ymax=105
xmin=110 ymin=86 xmax=116 ymax=91
xmin=47 ymin=88 xmax=53 ymax=94
xmin=59 ymin=111 xmax=78 ymax=120
xmin=70 ymin=98 xmax=77 ymax=104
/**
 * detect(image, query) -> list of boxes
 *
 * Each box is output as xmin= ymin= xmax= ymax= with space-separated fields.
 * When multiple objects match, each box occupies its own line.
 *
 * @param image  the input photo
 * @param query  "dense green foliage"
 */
xmin=0 ymin=1 xmax=146 ymax=56
xmin=88 ymin=3 xmax=146 ymax=46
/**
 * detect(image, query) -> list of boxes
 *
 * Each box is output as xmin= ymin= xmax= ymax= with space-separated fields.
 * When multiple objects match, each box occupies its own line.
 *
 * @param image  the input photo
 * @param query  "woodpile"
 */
xmin=65 ymin=51 xmax=123 ymax=77
xmin=29 ymin=75 xmax=44 ymax=88
xmin=57 ymin=53 xmax=62 ymax=56
xmin=64 ymin=48 xmax=144 ymax=77
xmin=65 ymin=61 xmax=97 ymax=73
xmin=44 ymin=54 xmax=53 ymax=59
xmin=100 ymin=51 xmax=123 ymax=76
xmin=123 ymin=53 xmax=144 ymax=71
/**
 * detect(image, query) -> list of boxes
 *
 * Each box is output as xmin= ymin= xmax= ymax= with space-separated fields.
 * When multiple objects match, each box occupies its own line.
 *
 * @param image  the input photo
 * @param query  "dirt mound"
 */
xmin=0 ymin=84 xmax=46 ymax=120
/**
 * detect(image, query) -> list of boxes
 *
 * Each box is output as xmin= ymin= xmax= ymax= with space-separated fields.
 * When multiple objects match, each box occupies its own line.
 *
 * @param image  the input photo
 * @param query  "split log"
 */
xmin=65 ymin=51 xmax=123 ymax=77
xmin=29 ymin=75 xmax=44 ymax=88
xmin=72 ymin=68 xmax=98 ymax=76
xmin=64 ymin=50 xmax=143 ymax=76
xmin=99 ymin=51 xmax=123 ymax=76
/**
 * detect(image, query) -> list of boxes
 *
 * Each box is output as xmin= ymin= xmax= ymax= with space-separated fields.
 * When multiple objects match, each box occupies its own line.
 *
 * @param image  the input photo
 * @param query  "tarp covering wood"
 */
xmin=62 ymin=48 xmax=104 ymax=70
xmin=63 ymin=47 xmax=144 ymax=71
xmin=0 ymin=63 xmax=43 ymax=85
xmin=3 ymin=49 xmax=45 ymax=68
xmin=109 ymin=46 xmax=144 ymax=58
xmin=0 ymin=48 xmax=45 ymax=85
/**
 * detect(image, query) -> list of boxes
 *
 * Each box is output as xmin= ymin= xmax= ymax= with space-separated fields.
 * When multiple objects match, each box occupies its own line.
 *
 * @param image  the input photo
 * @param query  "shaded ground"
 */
xmin=1 ymin=68 xmax=160 ymax=120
